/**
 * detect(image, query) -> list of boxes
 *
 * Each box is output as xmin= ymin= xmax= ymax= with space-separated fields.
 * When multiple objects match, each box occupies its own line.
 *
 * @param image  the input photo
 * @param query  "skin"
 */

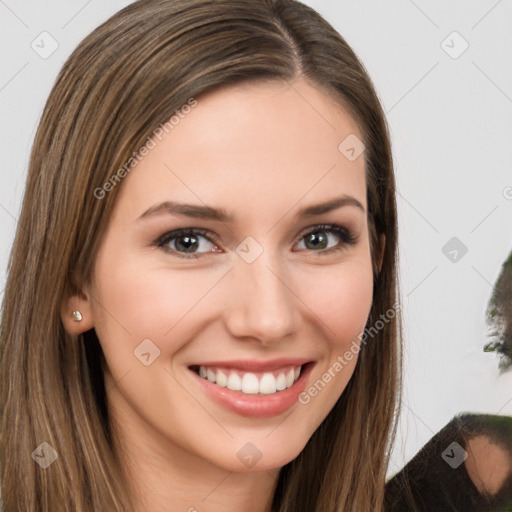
xmin=62 ymin=76 xmax=385 ymax=512
xmin=465 ymin=435 xmax=512 ymax=496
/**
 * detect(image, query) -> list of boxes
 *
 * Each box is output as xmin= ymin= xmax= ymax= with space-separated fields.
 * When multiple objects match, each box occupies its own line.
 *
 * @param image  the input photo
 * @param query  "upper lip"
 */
xmin=188 ymin=357 xmax=313 ymax=372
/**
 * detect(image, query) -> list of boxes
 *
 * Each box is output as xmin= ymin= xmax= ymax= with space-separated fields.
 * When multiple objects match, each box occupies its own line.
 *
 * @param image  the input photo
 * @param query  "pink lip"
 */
xmin=188 ymin=357 xmax=312 ymax=372
xmin=189 ymin=361 xmax=315 ymax=418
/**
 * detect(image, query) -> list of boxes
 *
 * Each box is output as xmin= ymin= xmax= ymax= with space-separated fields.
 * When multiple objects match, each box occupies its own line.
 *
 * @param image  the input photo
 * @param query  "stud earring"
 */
xmin=72 ymin=310 xmax=83 ymax=322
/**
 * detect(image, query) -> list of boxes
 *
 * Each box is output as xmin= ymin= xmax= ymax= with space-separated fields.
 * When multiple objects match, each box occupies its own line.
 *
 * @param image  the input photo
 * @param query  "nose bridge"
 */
xmin=225 ymin=245 xmax=298 ymax=343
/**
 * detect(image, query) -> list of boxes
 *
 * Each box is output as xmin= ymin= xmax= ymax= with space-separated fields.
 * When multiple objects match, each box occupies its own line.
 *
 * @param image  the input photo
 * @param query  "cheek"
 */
xmin=301 ymin=259 xmax=374 ymax=349
xmin=90 ymin=248 xmax=226 ymax=360
xmin=97 ymin=269 xmax=197 ymax=330
xmin=295 ymin=261 xmax=373 ymax=427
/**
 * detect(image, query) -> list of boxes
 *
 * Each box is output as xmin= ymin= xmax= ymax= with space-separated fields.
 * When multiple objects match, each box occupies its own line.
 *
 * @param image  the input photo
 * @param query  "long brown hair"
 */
xmin=0 ymin=0 xmax=402 ymax=510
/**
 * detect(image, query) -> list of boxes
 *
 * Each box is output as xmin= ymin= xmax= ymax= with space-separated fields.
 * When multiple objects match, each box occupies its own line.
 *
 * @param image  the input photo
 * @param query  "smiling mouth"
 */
xmin=189 ymin=363 xmax=311 ymax=396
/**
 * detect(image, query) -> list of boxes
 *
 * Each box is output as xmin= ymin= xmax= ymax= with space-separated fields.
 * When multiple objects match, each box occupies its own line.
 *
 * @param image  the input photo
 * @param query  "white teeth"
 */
xmin=259 ymin=373 xmax=277 ymax=394
xmin=227 ymin=372 xmax=242 ymax=391
xmin=285 ymin=369 xmax=295 ymax=387
xmin=241 ymin=373 xmax=259 ymax=394
xmin=195 ymin=364 xmax=303 ymax=395
xmin=276 ymin=372 xmax=287 ymax=391
xmin=216 ymin=370 xmax=227 ymax=387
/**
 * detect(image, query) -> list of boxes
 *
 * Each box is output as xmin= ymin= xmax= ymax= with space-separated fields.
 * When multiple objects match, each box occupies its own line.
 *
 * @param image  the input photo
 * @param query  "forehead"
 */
xmin=112 ymin=77 xmax=366 ymax=222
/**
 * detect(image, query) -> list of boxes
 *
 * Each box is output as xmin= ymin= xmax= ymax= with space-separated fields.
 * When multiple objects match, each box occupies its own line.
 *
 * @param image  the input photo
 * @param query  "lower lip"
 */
xmin=190 ymin=363 xmax=314 ymax=418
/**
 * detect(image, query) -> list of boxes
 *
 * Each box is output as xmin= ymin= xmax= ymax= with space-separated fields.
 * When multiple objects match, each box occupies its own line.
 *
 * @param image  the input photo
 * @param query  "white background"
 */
xmin=1 ymin=0 xmax=511 ymax=478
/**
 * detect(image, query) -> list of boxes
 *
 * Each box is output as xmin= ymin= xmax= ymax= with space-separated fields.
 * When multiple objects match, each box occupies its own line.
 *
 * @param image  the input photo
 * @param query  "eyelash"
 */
xmin=155 ymin=223 xmax=357 ymax=259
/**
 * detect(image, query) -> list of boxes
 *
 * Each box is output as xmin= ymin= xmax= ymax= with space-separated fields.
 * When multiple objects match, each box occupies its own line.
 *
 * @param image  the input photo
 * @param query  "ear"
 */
xmin=377 ymin=234 xmax=386 ymax=273
xmin=60 ymin=282 xmax=95 ymax=336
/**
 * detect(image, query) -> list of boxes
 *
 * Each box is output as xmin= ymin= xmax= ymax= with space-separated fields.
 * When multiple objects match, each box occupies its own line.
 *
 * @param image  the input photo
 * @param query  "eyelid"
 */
xmin=155 ymin=223 xmax=357 ymax=258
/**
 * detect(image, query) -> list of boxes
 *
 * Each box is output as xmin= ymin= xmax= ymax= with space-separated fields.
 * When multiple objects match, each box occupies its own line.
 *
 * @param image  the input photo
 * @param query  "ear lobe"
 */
xmin=60 ymin=284 xmax=95 ymax=335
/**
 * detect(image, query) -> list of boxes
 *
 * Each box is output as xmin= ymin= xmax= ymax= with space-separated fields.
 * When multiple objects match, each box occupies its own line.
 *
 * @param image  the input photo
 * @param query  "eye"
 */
xmin=156 ymin=228 xmax=219 ymax=259
xmin=155 ymin=223 xmax=357 ymax=259
xmin=294 ymin=224 xmax=357 ymax=255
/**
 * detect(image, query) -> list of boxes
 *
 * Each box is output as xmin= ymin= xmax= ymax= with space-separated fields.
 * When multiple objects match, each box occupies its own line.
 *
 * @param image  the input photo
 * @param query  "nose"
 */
xmin=224 ymin=250 xmax=299 ymax=345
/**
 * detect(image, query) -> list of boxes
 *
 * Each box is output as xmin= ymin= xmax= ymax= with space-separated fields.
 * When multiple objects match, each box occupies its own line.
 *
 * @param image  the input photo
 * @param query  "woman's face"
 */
xmin=79 ymin=77 xmax=380 ymax=473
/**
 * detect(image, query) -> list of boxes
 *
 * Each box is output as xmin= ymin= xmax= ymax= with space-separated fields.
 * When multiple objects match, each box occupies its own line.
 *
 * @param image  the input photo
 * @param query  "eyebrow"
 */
xmin=136 ymin=195 xmax=365 ymax=223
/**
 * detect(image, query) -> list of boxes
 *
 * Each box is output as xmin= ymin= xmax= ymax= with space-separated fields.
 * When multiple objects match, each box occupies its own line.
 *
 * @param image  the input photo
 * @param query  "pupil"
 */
xmin=305 ymin=232 xmax=327 ymax=250
xmin=177 ymin=235 xmax=198 ymax=252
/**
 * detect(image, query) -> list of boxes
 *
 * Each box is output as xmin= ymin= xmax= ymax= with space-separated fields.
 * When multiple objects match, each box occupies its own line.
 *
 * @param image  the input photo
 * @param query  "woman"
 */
xmin=0 ymin=0 xmax=401 ymax=510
